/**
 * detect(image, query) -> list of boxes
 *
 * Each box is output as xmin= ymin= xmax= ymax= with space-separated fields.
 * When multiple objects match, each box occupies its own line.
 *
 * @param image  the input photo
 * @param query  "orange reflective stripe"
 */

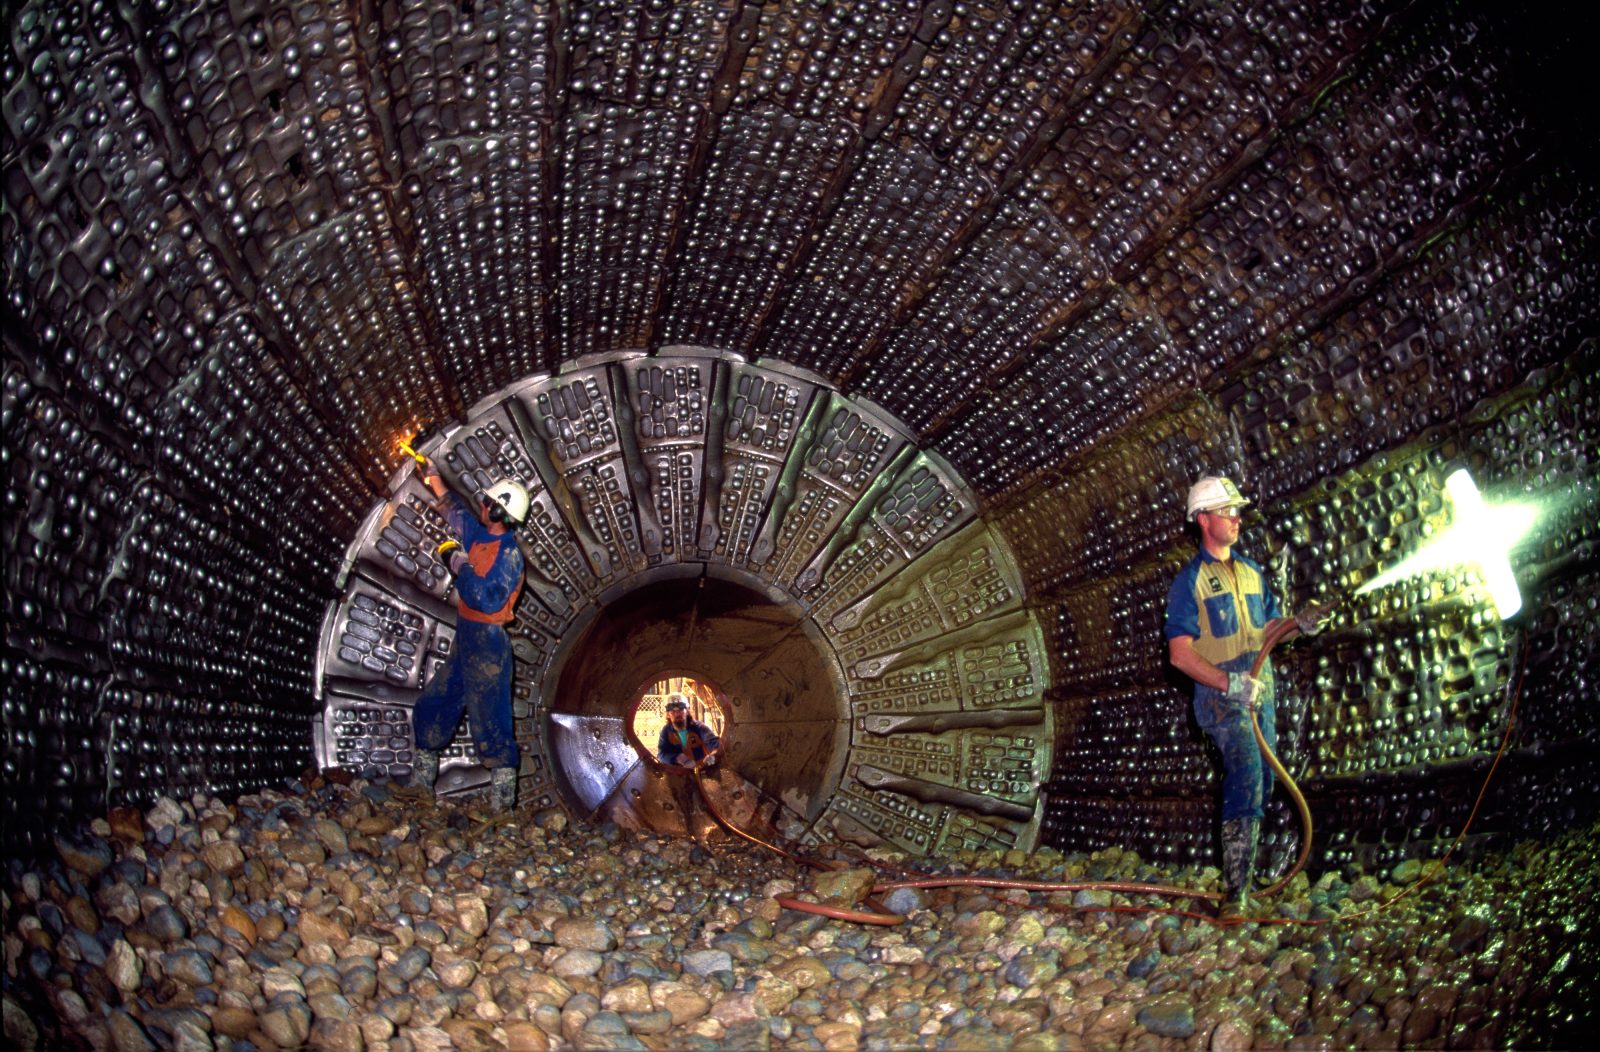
xmin=467 ymin=540 xmax=501 ymax=577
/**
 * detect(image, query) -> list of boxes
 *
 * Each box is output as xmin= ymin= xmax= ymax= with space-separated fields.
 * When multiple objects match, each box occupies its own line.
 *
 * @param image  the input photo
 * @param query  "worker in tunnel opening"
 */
xmin=410 ymin=460 xmax=530 ymax=813
xmin=656 ymin=693 xmax=722 ymax=843
xmin=1165 ymin=476 xmax=1328 ymax=918
xmin=656 ymin=694 xmax=721 ymax=771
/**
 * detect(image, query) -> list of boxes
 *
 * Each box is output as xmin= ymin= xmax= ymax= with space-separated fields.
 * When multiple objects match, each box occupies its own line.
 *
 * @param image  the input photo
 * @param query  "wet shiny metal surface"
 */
xmin=547 ymin=714 xmax=642 ymax=815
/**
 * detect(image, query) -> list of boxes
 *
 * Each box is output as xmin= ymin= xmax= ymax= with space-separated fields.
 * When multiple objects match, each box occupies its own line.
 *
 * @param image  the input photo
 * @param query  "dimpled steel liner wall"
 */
xmin=3 ymin=0 xmax=1597 ymax=867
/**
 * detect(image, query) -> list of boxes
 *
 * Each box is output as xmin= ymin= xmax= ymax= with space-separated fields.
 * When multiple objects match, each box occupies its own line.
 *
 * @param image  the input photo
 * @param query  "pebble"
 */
xmin=160 ymin=949 xmax=213 ymax=987
xmin=144 ymin=903 xmax=187 ymax=942
xmin=2 ymin=779 xmax=1593 ymax=1051
xmin=812 ymin=867 xmax=876 ymax=905
xmin=1136 ymin=995 xmax=1196 ymax=1037
xmin=54 ymin=831 xmax=114 ymax=879
xmin=554 ymin=947 xmax=606 ymax=977
xmin=259 ymin=998 xmax=313 ymax=1046
xmin=554 ymin=917 xmax=617 ymax=952
xmin=105 ymin=938 xmax=141 ymax=992
xmin=681 ymin=948 xmax=734 ymax=976
xmin=881 ymin=886 xmax=930 ymax=915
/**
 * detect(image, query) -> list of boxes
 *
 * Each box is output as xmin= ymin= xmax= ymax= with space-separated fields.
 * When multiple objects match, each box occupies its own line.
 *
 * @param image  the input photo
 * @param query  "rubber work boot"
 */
xmin=1219 ymin=817 xmax=1261 ymax=919
xmin=490 ymin=766 xmax=518 ymax=813
xmin=412 ymin=750 xmax=440 ymax=794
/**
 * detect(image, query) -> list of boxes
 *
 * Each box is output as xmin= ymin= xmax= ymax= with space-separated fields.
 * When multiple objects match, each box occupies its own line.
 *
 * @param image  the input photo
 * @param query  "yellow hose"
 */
xmin=1248 ymin=617 xmax=1315 ymax=898
xmin=702 ymin=616 xmax=1314 ymax=921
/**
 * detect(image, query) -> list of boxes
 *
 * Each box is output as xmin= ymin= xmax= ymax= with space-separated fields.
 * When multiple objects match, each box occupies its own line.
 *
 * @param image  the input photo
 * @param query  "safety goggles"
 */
xmin=482 ymin=497 xmax=512 ymax=524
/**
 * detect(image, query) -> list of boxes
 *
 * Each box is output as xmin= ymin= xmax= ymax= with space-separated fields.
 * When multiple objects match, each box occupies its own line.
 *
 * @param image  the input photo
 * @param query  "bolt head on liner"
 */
xmin=1186 ymin=475 xmax=1252 ymax=521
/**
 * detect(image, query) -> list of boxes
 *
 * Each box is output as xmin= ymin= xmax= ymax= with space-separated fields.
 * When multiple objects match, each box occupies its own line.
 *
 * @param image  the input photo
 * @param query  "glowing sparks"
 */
xmin=1354 ymin=469 xmax=1537 ymax=619
xmin=396 ymin=433 xmax=426 ymax=465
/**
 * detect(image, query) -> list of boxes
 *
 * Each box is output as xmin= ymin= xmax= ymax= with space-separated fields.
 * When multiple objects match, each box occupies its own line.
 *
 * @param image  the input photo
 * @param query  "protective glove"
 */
xmin=701 ymin=752 xmax=718 ymax=769
xmin=1295 ymin=599 xmax=1335 ymax=636
xmin=436 ymin=539 xmax=468 ymax=577
xmin=1225 ymin=671 xmax=1265 ymax=711
xmin=675 ymin=753 xmax=697 ymax=768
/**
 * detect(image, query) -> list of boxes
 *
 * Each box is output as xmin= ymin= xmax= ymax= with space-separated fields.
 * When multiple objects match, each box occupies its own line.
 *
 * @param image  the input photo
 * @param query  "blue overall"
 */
xmin=1165 ymin=549 xmax=1282 ymax=821
xmin=657 ymin=718 xmax=720 ymax=766
xmin=413 ymin=491 xmax=525 ymax=769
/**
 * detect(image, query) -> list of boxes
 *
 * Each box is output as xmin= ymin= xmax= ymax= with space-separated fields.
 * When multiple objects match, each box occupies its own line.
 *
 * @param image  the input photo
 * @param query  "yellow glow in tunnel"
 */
xmin=1354 ymin=469 xmax=1538 ymax=619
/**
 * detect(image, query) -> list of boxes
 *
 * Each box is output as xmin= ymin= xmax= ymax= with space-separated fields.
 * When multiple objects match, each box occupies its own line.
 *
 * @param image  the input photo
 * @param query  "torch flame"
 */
xmin=1353 ymin=468 xmax=1537 ymax=619
xmin=396 ymin=433 xmax=426 ymax=465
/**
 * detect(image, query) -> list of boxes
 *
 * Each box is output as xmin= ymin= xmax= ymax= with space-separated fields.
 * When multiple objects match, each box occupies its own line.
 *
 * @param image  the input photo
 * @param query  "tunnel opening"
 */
xmin=542 ymin=571 xmax=850 ymax=836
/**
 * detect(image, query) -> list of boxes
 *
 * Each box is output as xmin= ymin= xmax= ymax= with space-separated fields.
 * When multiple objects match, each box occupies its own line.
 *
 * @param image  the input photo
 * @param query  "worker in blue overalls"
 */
xmin=412 ymin=459 xmax=529 ymax=813
xmin=1165 ymin=476 xmax=1327 ymax=917
xmin=656 ymin=694 xmax=721 ymax=770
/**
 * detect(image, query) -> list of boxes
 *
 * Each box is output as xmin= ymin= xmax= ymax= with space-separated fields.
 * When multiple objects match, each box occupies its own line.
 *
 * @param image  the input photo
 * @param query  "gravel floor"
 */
xmin=5 ymin=771 xmax=1596 ymax=1050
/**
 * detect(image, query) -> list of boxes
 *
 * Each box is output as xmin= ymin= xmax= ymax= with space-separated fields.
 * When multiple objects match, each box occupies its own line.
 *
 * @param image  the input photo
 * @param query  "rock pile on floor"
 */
xmin=3 ymin=773 xmax=1595 ymax=1050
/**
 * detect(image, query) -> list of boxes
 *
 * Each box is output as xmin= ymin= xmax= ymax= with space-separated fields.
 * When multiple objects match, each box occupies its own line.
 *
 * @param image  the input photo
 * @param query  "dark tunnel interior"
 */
xmin=5 ymin=0 xmax=1600 ymax=907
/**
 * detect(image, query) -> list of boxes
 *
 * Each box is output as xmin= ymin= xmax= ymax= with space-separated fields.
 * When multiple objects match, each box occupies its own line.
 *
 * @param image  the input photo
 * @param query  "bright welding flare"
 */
xmin=396 ymin=433 xmax=426 ymax=465
xmin=1354 ymin=468 xmax=1537 ymax=619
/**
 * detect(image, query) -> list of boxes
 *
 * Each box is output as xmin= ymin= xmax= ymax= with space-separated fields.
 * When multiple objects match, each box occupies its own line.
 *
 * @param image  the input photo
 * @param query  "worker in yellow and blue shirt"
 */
xmin=1165 ymin=476 xmax=1326 ymax=917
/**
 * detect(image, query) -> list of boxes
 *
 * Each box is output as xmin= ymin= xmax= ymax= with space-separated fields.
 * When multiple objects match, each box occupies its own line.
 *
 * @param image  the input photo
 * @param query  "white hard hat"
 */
xmin=1185 ymin=476 xmax=1251 ymax=521
xmin=484 ymin=478 xmax=531 ymax=525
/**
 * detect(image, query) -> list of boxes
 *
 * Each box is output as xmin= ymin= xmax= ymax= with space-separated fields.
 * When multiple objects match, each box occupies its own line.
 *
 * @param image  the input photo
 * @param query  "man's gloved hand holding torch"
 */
xmin=1294 ymin=598 xmax=1336 ymax=637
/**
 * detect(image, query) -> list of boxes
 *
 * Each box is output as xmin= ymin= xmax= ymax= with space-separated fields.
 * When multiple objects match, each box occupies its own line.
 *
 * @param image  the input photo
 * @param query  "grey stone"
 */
xmin=578 ymin=1010 xmax=646 ymax=1050
xmin=161 ymin=950 xmax=214 ymax=987
xmin=711 ymin=930 xmax=772 ymax=963
xmin=722 ymin=1019 xmax=772 ymax=1051
xmin=391 ymin=946 xmax=432 ymax=982
xmin=1137 ymin=998 xmax=1196 ymax=1038
xmin=553 ymin=948 xmax=605 ymax=978
xmin=97 ymin=882 xmax=142 ymax=926
xmin=1003 ymin=952 xmax=1059 ymax=988
xmin=1126 ymin=949 xmax=1160 ymax=979
xmin=145 ymin=904 xmax=189 ymax=942
xmin=681 ymin=949 xmax=734 ymax=976
xmin=881 ymin=886 xmax=930 ymax=916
